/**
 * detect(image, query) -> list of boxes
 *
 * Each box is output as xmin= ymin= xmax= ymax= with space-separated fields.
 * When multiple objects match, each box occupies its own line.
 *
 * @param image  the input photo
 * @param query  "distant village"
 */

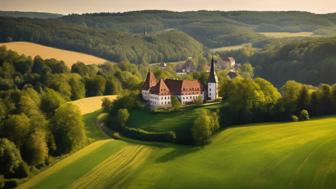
xmin=142 ymin=57 xmax=239 ymax=108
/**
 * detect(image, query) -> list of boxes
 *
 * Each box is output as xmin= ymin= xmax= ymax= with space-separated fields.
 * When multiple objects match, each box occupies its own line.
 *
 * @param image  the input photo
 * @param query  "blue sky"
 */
xmin=1 ymin=0 xmax=335 ymax=14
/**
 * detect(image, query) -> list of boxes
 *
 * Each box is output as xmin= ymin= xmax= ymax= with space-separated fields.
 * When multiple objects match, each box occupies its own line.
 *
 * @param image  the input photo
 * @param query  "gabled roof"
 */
xmin=142 ymin=72 xmax=157 ymax=90
xmin=208 ymin=57 xmax=218 ymax=83
xmin=150 ymin=79 xmax=171 ymax=95
xmin=164 ymin=79 xmax=203 ymax=95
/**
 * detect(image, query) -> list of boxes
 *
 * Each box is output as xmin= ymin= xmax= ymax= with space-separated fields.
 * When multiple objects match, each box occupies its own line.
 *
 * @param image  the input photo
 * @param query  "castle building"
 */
xmin=142 ymin=58 xmax=218 ymax=108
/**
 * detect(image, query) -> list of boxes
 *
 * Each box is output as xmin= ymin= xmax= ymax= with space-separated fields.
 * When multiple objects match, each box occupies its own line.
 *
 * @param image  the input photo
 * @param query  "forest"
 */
xmin=0 ymin=17 xmax=203 ymax=64
xmin=221 ymin=37 xmax=336 ymax=86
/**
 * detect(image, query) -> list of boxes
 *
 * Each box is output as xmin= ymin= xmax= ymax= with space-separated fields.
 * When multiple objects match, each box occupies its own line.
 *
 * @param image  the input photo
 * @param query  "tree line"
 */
xmin=0 ymin=47 xmax=146 ymax=186
xmin=0 ymin=17 xmax=203 ymax=64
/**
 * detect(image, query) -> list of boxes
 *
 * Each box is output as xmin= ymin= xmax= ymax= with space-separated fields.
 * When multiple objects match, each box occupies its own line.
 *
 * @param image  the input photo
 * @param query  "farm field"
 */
xmin=0 ymin=41 xmax=109 ymax=67
xmin=259 ymin=32 xmax=315 ymax=38
xmin=20 ymin=115 xmax=336 ymax=189
xmin=69 ymin=95 xmax=117 ymax=115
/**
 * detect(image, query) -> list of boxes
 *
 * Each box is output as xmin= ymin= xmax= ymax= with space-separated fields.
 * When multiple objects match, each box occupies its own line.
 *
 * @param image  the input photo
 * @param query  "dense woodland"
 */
xmin=221 ymin=37 xmax=336 ymax=86
xmin=0 ymin=47 xmax=148 ymax=186
xmin=0 ymin=17 xmax=203 ymax=64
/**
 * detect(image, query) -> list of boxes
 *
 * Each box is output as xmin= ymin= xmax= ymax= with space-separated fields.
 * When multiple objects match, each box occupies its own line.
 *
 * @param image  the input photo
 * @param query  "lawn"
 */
xmin=127 ymin=103 xmax=222 ymax=143
xmin=20 ymin=116 xmax=336 ymax=189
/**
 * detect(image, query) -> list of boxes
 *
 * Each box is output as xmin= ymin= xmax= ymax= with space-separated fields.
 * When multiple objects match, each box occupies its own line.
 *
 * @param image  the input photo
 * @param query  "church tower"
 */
xmin=208 ymin=57 xmax=218 ymax=100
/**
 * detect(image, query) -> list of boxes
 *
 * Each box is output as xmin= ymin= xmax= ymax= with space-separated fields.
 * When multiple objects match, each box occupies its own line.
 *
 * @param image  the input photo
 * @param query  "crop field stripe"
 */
xmin=18 ymin=139 xmax=113 ymax=189
xmin=67 ymin=145 xmax=154 ymax=189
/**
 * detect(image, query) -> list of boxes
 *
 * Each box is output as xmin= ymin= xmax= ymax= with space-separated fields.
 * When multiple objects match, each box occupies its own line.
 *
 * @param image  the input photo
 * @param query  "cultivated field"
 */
xmin=20 ymin=115 xmax=336 ymax=189
xmin=0 ymin=41 xmax=108 ymax=67
xmin=259 ymin=32 xmax=315 ymax=38
xmin=69 ymin=95 xmax=117 ymax=115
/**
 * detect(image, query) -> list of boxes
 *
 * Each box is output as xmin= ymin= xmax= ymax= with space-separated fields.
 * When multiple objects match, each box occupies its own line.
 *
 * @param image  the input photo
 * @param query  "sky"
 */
xmin=1 ymin=0 xmax=336 ymax=15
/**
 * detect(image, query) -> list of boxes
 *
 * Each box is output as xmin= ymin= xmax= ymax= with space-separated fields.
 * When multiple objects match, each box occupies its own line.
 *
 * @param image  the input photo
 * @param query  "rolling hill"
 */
xmin=0 ymin=11 xmax=62 ymax=19
xmin=19 ymin=115 xmax=336 ymax=189
xmin=0 ymin=41 xmax=108 ymax=67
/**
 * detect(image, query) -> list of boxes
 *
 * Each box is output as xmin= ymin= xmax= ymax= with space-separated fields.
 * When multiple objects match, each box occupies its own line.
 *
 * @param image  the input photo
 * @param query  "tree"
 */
xmin=299 ymin=109 xmax=310 ymax=121
xmin=22 ymin=129 xmax=48 ymax=166
xmin=117 ymin=108 xmax=129 ymax=130
xmin=255 ymin=77 xmax=281 ymax=105
xmin=51 ymin=104 xmax=86 ymax=155
xmin=101 ymin=98 xmax=112 ymax=113
xmin=40 ymin=88 xmax=65 ymax=117
xmin=317 ymin=84 xmax=333 ymax=115
xmin=0 ymin=138 xmax=28 ymax=178
xmin=69 ymin=75 xmax=85 ymax=100
xmin=296 ymin=86 xmax=310 ymax=113
xmin=171 ymin=96 xmax=182 ymax=109
xmin=85 ymin=75 xmax=106 ymax=96
xmin=239 ymin=63 xmax=254 ymax=78
xmin=1 ymin=114 xmax=30 ymax=147
xmin=192 ymin=111 xmax=211 ymax=145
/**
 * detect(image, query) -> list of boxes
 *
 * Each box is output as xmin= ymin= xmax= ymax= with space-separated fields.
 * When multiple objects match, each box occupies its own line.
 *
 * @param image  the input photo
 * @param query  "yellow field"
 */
xmin=69 ymin=95 xmax=118 ymax=115
xmin=259 ymin=32 xmax=314 ymax=38
xmin=0 ymin=41 xmax=108 ymax=67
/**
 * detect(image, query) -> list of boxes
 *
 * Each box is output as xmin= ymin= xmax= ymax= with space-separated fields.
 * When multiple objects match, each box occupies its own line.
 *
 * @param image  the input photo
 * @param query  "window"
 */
xmin=209 ymin=88 xmax=211 ymax=91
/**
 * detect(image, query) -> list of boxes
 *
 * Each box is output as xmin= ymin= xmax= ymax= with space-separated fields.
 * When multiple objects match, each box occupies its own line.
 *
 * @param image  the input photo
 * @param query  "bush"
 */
xmin=4 ymin=179 xmax=18 ymax=188
xmin=0 ymin=175 xmax=4 ymax=189
xmin=291 ymin=115 xmax=299 ymax=122
xmin=122 ymin=127 xmax=176 ymax=143
xmin=299 ymin=109 xmax=310 ymax=121
xmin=14 ymin=163 xmax=30 ymax=178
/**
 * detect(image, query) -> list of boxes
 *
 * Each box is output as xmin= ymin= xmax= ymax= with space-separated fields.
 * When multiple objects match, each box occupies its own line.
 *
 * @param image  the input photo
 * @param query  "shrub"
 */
xmin=299 ymin=109 xmax=310 ymax=121
xmin=117 ymin=109 xmax=129 ymax=130
xmin=0 ymin=175 xmax=4 ymax=189
xmin=122 ymin=127 xmax=176 ymax=143
xmin=291 ymin=115 xmax=299 ymax=122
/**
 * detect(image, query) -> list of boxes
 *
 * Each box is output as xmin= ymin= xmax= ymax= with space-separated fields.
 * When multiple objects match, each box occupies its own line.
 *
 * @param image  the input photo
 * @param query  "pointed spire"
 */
xmin=208 ymin=56 xmax=218 ymax=83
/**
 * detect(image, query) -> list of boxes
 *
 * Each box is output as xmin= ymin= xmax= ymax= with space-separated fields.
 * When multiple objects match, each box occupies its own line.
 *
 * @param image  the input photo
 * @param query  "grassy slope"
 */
xmin=0 ymin=41 xmax=108 ymax=67
xmin=20 ymin=116 xmax=336 ymax=189
xmin=127 ymin=103 xmax=222 ymax=143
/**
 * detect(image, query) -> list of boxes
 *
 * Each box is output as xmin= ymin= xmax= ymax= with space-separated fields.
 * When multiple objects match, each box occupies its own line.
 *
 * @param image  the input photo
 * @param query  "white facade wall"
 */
xmin=142 ymin=90 xmax=149 ymax=101
xmin=149 ymin=94 xmax=171 ymax=107
xmin=179 ymin=92 xmax=204 ymax=105
xmin=208 ymin=83 xmax=218 ymax=100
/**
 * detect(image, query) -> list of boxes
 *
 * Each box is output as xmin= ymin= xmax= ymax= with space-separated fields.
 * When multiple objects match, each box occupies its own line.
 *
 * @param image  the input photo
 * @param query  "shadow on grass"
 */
xmin=155 ymin=145 xmax=201 ymax=163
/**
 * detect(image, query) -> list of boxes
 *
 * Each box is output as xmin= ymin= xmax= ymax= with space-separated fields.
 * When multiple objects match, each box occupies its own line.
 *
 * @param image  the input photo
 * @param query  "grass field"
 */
xmin=0 ymin=41 xmax=109 ymax=67
xmin=259 ymin=32 xmax=315 ymax=38
xmin=69 ymin=95 xmax=117 ymax=141
xmin=210 ymin=43 xmax=252 ymax=52
xmin=20 ymin=115 xmax=336 ymax=189
xmin=127 ymin=103 xmax=222 ymax=143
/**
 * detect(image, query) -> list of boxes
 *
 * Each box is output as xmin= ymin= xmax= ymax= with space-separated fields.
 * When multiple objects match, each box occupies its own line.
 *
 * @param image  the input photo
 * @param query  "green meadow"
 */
xmin=127 ymin=104 xmax=222 ymax=143
xmin=20 ymin=113 xmax=336 ymax=189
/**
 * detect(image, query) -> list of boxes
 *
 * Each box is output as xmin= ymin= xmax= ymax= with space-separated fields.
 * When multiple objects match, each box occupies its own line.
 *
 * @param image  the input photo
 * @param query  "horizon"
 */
xmin=1 ymin=0 xmax=336 ymax=15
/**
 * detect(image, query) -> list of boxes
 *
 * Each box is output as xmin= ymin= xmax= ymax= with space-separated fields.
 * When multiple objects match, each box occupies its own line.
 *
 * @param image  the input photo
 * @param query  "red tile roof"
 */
xmin=149 ymin=79 xmax=171 ymax=95
xmin=142 ymin=72 xmax=157 ymax=90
